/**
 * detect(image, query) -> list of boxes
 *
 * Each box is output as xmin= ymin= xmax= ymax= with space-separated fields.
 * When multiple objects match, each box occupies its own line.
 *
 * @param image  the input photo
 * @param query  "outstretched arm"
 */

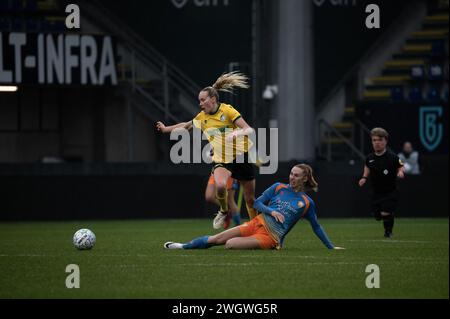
xmin=156 ymin=121 xmax=193 ymax=133
xmin=304 ymin=206 xmax=343 ymax=250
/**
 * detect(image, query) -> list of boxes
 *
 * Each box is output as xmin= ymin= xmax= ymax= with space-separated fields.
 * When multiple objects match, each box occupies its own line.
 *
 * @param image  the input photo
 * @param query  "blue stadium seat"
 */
xmin=427 ymin=87 xmax=441 ymax=102
xmin=55 ymin=21 xmax=66 ymax=32
xmin=49 ymin=20 xmax=66 ymax=32
xmin=391 ymin=87 xmax=404 ymax=102
xmin=26 ymin=18 xmax=38 ymax=32
xmin=0 ymin=18 xmax=11 ymax=31
xmin=428 ymin=64 xmax=444 ymax=81
xmin=0 ymin=0 xmax=11 ymax=11
xmin=40 ymin=19 xmax=50 ymax=32
xmin=25 ymin=0 xmax=38 ymax=12
xmin=411 ymin=65 xmax=425 ymax=81
xmin=12 ymin=18 xmax=23 ymax=31
xmin=11 ymin=0 xmax=23 ymax=11
xmin=408 ymin=87 xmax=423 ymax=102
xmin=431 ymin=40 xmax=445 ymax=58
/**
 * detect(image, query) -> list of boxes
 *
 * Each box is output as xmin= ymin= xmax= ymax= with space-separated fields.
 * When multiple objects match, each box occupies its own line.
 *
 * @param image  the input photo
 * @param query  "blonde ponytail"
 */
xmin=212 ymin=71 xmax=250 ymax=93
xmin=202 ymin=71 xmax=250 ymax=101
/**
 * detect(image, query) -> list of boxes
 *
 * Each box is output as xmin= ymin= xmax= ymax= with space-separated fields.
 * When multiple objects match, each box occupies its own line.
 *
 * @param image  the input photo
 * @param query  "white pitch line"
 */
xmin=0 ymin=254 xmax=447 ymax=263
xmin=345 ymin=239 xmax=434 ymax=243
xmin=176 ymin=261 xmax=447 ymax=267
xmin=0 ymin=254 xmax=50 ymax=257
xmin=175 ymin=262 xmax=367 ymax=267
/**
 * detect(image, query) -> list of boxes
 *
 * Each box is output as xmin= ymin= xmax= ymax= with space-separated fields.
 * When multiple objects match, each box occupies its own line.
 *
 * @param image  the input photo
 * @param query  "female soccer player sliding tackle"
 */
xmin=164 ymin=164 xmax=345 ymax=250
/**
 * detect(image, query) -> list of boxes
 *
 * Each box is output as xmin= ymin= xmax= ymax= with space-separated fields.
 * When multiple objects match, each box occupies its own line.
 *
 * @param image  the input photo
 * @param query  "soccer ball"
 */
xmin=73 ymin=229 xmax=96 ymax=250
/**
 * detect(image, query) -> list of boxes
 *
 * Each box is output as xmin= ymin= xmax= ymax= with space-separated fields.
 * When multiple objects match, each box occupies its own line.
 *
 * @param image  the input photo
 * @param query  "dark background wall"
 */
xmin=99 ymin=0 xmax=253 ymax=87
xmin=357 ymin=102 xmax=449 ymax=155
xmin=1 ymin=158 xmax=447 ymax=221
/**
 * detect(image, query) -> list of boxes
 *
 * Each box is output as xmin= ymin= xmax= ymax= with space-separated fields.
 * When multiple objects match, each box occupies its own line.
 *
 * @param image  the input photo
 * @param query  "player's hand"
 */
xmin=271 ymin=211 xmax=285 ymax=223
xmin=156 ymin=121 xmax=166 ymax=133
xmin=397 ymin=170 xmax=405 ymax=179
xmin=333 ymin=246 xmax=345 ymax=250
xmin=358 ymin=178 xmax=366 ymax=187
xmin=225 ymin=131 xmax=238 ymax=143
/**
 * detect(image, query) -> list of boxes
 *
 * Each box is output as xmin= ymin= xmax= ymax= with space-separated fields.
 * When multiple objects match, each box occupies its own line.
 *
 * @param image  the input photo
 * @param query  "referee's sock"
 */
xmin=383 ymin=217 xmax=394 ymax=235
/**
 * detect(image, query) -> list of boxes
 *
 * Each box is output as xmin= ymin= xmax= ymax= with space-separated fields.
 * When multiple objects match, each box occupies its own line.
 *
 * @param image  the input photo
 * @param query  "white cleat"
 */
xmin=213 ymin=211 xmax=228 ymax=229
xmin=164 ymin=242 xmax=184 ymax=249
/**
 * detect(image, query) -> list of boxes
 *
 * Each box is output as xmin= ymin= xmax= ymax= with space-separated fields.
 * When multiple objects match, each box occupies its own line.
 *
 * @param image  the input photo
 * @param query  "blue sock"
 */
xmin=182 ymin=236 xmax=211 ymax=249
xmin=232 ymin=213 xmax=241 ymax=226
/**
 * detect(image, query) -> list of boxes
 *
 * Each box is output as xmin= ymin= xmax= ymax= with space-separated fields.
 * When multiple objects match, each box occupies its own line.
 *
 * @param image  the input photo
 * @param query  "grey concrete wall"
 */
xmin=276 ymin=0 xmax=315 ymax=161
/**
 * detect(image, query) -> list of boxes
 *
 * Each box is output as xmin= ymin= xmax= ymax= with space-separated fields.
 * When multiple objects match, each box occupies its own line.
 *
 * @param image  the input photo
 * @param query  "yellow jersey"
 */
xmin=192 ymin=103 xmax=253 ymax=163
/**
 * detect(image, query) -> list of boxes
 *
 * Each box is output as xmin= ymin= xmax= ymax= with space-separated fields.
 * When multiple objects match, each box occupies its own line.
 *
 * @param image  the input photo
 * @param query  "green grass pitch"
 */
xmin=0 ymin=218 xmax=448 ymax=299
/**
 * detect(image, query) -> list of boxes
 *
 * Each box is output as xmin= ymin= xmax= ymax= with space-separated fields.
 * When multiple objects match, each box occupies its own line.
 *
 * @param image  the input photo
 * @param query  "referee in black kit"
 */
xmin=358 ymin=128 xmax=405 ymax=238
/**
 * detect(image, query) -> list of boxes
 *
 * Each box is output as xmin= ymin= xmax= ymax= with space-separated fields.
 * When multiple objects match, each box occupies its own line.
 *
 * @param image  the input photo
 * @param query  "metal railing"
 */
xmin=354 ymin=118 xmax=372 ymax=155
xmin=318 ymin=118 xmax=365 ymax=162
xmin=134 ymin=85 xmax=181 ymax=123
xmin=81 ymin=0 xmax=200 ymax=121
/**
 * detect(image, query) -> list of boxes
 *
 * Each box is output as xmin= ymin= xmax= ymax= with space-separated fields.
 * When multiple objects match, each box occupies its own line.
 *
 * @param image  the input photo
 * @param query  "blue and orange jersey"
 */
xmin=253 ymin=183 xmax=334 ymax=249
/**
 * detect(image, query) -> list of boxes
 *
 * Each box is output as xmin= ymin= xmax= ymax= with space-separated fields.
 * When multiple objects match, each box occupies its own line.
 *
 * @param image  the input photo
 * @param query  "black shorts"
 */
xmin=371 ymin=190 xmax=399 ymax=220
xmin=212 ymin=162 xmax=255 ymax=181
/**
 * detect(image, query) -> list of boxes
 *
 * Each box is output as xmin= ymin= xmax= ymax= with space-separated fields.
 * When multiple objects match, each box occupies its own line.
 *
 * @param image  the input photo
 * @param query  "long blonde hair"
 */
xmin=202 ymin=71 xmax=250 ymax=101
xmin=295 ymin=164 xmax=319 ymax=192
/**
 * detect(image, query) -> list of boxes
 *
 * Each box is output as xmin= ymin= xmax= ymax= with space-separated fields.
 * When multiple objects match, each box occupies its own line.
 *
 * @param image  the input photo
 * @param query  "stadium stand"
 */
xmin=0 ymin=0 xmax=66 ymax=33
xmin=362 ymin=3 xmax=449 ymax=102
xmin=319 ymin=0 xmax=448 ymax=161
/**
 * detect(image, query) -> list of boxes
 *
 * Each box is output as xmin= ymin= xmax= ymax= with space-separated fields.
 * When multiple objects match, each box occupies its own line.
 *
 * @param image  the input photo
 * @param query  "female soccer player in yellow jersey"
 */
xmin=156 ymin=72 xmax=258 ymax=229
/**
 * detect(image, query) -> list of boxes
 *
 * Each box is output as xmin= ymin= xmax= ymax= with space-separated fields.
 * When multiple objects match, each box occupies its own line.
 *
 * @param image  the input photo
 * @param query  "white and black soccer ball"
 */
xmin=73 ymin=228 xmax=96 ymax=250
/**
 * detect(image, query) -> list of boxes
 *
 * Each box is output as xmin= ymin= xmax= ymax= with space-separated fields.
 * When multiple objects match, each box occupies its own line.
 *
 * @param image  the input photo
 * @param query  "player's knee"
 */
xmin=245 ymin=197 xmax=255 ymax=207
xmin=211 ymin=234 xmax=226 ymax=245
xmin=216 ymin=183 xmax=227 ymax=194
xmin=205 ymin=193 xmax=215 ymax=203
xmin=225 ymin=238 xmax=238 ymax=249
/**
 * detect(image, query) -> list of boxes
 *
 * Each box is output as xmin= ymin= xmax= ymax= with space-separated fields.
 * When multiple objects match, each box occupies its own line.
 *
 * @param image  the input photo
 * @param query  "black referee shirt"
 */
xmin=365 ymin=150 xmax=404 ymax=194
